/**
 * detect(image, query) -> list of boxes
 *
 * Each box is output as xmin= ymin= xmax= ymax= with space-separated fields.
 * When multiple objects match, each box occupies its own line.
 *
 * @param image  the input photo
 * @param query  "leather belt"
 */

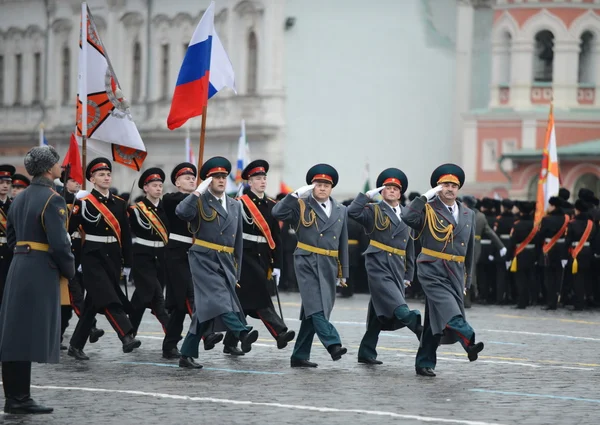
xmin=15 ymin=241 xmax=49 ymax=252
xmin=243 ymin=233 xmax=267 ymax=243
xmin=194 ymin=239 xmax=234 ymax=253
xmin=369 ymin=240 xmax=405 ymax=256
xmin=85 ymin=235 xmax=118 ymax=244
xmin=134 ymin=237 xmax=165 ymax=248
xmin=0 ymin=236 xmax=7 ymax=243
xmin=480 ymin=239 xmax=491 ymax=245
xmin=421 ymin=247 xmax=465 ymax=263
xmin=348 ymin=239 xmax=359 ymax=245
xmin=572 ymin=241 xmax=590 ymax=247
xmin=297 ymin=242 xmax=338 ymax=257
xmin=545 ymin=238 xmax=565 ymax=243
xmin=169 ymin=233 xmax=193 ymax=244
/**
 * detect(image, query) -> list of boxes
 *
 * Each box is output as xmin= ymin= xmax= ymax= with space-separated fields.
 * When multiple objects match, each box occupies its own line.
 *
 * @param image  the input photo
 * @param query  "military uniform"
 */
xmin=68 ymin=158 xmax=141 ymax=359
xmin=476 ymin=198 xmax=498 ymax=303
xmin=272 ymin=163 xmax=349 ymax=367
xmin=223 ymin=160 xmax=295 ymax=354
xmin=128 ymin=168 xmax=170 ymax=336
xmin=506 ymin=201 xmax=538 ymax=309
xmin=402 ymin=164 xmax=483 ymax=377
xmin=348 ymin=168 xmax=422 ymax=365
xmin=176 ymin=157 xmax=256 ymax=369
xmin=493 ymin=201 xmax=515 ymax=303
xmin=0 ymin=165 xmax=15 ymax=308
xmin=10 ymin=173 xmax=30 ymax=198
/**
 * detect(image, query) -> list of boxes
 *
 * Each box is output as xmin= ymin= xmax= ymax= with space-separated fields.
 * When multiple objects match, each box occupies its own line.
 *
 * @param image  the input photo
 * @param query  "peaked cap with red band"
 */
xmin=430 ymin=163 xmax=465 ymax=189
xmin=376 ymin=167 xmax=408 ymax=194
xmin=199 ymin=156 xmax=231 ymax=180
xmin=139 ymin=167 xmax=165 ymax=189
xmin=306 ymin=163 xmax=339 ymax=188
xmin=86 ymin=157 xmax=112 ymax=180
xmin=170 ymin=162 xmax=197 ymax=185
xmin=0 ymin=164 xmax=15 ymax=181
xmin=242 ymin=159 xmax=269 ymax=180
xmin=11 ymin=174 xmax=30 ymax=188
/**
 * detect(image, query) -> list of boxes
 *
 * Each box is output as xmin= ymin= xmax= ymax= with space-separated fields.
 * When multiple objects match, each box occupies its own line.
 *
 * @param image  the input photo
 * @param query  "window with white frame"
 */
xmin=14 ymin=53 xmax=22 ymax=105
xmin=161 ymin=44 xmax=169 ymax=100
xmin=247 ymin=31 xmax=258 ymax=94
xmin=33 ymin=52 xmax=42 ymax=104
xmin=482 ymin=139 xmax=498 ymax=171
xmin=502 ymin=138 xmax=517 ymax=171
xmin=578 ymin=31 xmax=595 ymax=85
xmin=533 ymin=30 xmax=554 ymax=83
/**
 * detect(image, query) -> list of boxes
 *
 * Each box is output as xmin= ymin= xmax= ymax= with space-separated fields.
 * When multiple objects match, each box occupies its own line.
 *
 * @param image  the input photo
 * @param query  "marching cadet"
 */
xmin=0 ymin=164 xmax=15 ymax=307
xmin=223 ymin=160 xmax=295 ymax=355
xmin=506 ymin=201 xmax=538 ymax=309
xmin=67 ymin=158 xmax=141 ymax=360
xmin=348 ymin=168 xmax=422 ymax=365
xmin=537 ymin=196 xmax=569 ymax=310
xmin=493 ymin=199 xmax=516 ymax=304
xmin=272 ymin=164 xmax=349 ymax=368
xmin=10 ymin=174 xmax=30 ymax=198
xmin=563 ymin=200 xmax=598 ymax=311
xmin=176 ymin=157 xmax=257 ymax=369
xmin=402 ymin=164 xmax=484 ymax=377
xmin=0 ymin=146 xmax=75 ymax=414
xmin=128 ymin=168 xmax=171 ymax=337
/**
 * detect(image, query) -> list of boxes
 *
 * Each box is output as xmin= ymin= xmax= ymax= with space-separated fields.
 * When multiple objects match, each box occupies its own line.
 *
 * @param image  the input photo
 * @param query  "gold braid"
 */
xmin=372 ymin=204 xmax=390 ymax=232
xmin=412 ymin=203 xmax=454 ymax=249
xmin=188 ymin=196 xmax=218 ymax=235
xmin=297 ymin=198 xmax=318 ymax=230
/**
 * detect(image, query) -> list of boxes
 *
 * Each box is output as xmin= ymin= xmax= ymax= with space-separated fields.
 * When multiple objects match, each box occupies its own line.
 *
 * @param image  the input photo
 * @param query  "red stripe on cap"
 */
xmin=207 ymin=167 xmax=227 ymax=176
xmin=12 ymin=180 xmax=28 ymax=187
xmin=383 ymin=177 xmax=402 ymax=188
xmin=247 ymin=166 xmax=265 ymax=177
xmin=311 ymin=173 xmax=333 ymax=184
xmin=0 ymin=171 xmax=11 ymax=177
xmin=437 ymin=174 xmax=459 ymax=185
xmin=90 ymin=162 xmax=109 ymax=174
xmin=176 ymin=167 xmax=195 ymax=179
xmin=144 ymin=173 xmax=162 ymax=184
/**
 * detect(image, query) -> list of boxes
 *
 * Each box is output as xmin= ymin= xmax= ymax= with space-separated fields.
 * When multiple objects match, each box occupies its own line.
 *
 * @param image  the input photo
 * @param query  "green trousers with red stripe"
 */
xmin=415 ymin=314 xmax=475 ymax=369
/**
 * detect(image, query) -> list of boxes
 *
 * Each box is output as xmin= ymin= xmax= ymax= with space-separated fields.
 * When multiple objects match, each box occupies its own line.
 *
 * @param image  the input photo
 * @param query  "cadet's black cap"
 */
xmin=86 ymin=157 xmax=112 ymax=180
xmin=199 ymin=156 xmax=231 ymax=180
xmin=242 ymin=159 xmax=269 ymax=180
xmin=501 ymin=199 xmax=514 ymax=209
xmin=376 ymin=168 xmax=408 ymax=194
xmin=11 ymin=174 xmax=30 ymax=188
xmin=548 ymin=196 xmax=563 ymax=208
xmin=0 ymin=165 xmax=15 ymax=181
xmin=171 ymin=162 xmax=197 ymax=185
xmin=558 ymin=187 xmax=570 ymax=201
xmin=516 ymin=201 xmax=535 ymax=215
xmin=306 ymin=163 xmax=339 ymax=188
xmin=138 ymin=167 xmax=165 ymax=189
xmin=430 ymin=163 xmax=465 ymax=189
xmin=575 ymin=199 xmax=590 ymax=213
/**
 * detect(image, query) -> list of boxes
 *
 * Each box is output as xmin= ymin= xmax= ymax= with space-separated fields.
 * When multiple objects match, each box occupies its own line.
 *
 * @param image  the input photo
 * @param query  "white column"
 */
xmin=553 ymin=39 xmax=580 ymax=108
xmin=453 ymin=0 xmax=474 ymax=165
xmin=462 ymin=118 xmax=478 ymax=183
xmin=510 ymin=40 xmax=534 ymax=109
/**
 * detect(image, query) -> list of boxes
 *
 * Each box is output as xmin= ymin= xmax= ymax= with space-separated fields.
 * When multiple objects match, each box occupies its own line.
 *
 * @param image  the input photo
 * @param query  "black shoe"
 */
xmin=60 ymin=344 xmax=68 ymax=351
xmin=162 ymin=347 xmax=181 ymax=359
xmin=179 ymin=356 xmax=203 ymax=369
xmin=67 ymin=346 xmax=89 ymax=361
xmin=89 ymin=328 xmax=105 ymax=344
xmin=276 ymin=330 xmax=296 ymax=349
xmin=467 ymin=342 xmax=484 ymax=362
xmin=542 ymin=305 xmax=557 ymax=311
xmin=223 ymin=345 xmax=245 ymax=356
xmin=328 ymin=344 xmax=347 ymax=361
xmin=358 ymin=357 xmax=382 ymax=365
xmin=240 ymin=330 xmax=259 ymax=353
xmin=290 ymin=358 xmax=318 ymax=368
xmin=4 ymin=398 xmax=53 ymax=414
xmin=203 ymin=332 xmax=224 ymax=351
xmin=416 ymin=367 xmax=436 ymax=377
xmin=122 ymin=334 xmax=142 ymax=353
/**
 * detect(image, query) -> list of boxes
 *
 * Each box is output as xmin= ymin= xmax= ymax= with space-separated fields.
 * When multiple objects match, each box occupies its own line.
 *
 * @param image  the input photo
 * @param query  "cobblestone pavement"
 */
xmin=2 ymin=293 xmax=600 ymax=425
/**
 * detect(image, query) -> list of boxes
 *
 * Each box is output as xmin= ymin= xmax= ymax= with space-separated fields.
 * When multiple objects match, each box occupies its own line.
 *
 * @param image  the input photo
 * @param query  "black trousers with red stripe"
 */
xmin=162 ymin=298 xmax=194 ymax=352
xmin=61 ymin=273 xmax=98 ymax=339
xmin=223 ymin=307 xmax=287 ymax=347
xmin=69 ymin=294 xmax=133 ymax=350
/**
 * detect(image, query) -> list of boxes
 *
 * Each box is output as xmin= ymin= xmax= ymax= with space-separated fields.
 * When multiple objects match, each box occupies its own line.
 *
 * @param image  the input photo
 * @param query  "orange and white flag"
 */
xmin=535 ymin=105 xmax=560 ymax=224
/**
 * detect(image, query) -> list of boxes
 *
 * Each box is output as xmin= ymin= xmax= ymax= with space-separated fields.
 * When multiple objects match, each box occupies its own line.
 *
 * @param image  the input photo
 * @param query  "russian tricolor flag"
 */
xmin=167 ymin=1 xmax=236 ymax=130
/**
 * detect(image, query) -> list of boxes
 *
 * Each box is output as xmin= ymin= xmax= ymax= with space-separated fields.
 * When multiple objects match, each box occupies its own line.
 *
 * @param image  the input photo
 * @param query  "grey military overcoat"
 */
xmin=0 ymin=177 xmax=75 ymax=363
xmin=348 ymin=193 xmax=415 ymax=319
xmin=272 ymin=193 xmax=349 ymax=320
xmin=176 ymin=191 xmax=245 ymax=333
xmin=402 ymin=196 xmax=475 ymax=339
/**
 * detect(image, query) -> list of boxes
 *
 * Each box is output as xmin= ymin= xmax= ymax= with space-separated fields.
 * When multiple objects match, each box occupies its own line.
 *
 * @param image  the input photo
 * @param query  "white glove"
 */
xmin=77 ymin=264 xmax=83 ymax=273
xmin=196 ymin=177 xmax=212 ymax=195
xmin=293 ymin=184 xmax=315 ymax=198
xmin=271 ymin=268 xmax=281 ymax=287
xmin=499 ymin=247 xmax=507 ymax=257
xmin=561 ymin=259 xmax=568 ymax=269
xmin=488 ymin=255 xmax=494 ymax=261
xmin=423 ymin=185 xmax=442 ymax=200
xmin=76 ymin=190 xmax=90 ymax=199
xmin=122 ymin=267 xmax=131 ymax=280
xmin=403 ymin=280 xmax=411 ymax=287
xmin=366 ymin=186 xmax=385 ymax=199
xmin=505 ymin=261 xmax=511 ymax=270
xmin=336 ymin=278 xmax=347 ymax=288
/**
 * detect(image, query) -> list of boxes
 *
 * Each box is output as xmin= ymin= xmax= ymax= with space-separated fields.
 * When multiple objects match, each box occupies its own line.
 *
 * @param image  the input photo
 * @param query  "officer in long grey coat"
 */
xmin=348 ymin=168 xmax=422 ymax=365
xmin=0 ymin=146 xmax=75 ymax=414
xmin=272 ymin=164 xmax=349 ymax=368
xmin=402 ymin=164 xmax=484 ymax=378
xmin=175 ymin=156 xmax=258 ymax=369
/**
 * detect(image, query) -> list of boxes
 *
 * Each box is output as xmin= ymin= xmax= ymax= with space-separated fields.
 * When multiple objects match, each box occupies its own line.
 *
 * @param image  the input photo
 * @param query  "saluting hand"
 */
xmin=366 ymin=186 xmax=385 ymax=199
xmin=195 ymin=177 xmax=212 ymax=195
xmin=423 ymin=185 xmax=443 ymax=200
xmin=293 ymin=184 xmax=315 ymax=198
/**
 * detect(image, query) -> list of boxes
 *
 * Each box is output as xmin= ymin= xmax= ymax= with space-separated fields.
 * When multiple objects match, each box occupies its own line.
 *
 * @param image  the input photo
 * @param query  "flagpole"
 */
xmin=80 ymin=2 xmax=88 ymax=190
xmin=197 ymin=104 xmax=207 ymax=174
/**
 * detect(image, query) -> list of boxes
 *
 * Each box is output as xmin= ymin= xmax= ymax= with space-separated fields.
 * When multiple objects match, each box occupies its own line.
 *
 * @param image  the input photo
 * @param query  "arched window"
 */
xmin=160 ymin=44 xmax=169 ymax=100
xmin=14 ymin=53 xmax=22 ymax=105
xmin=578 ymin=31 xmax=595 ymax=85
xmin=247 ymin=31 xmax=257 ymax=94
xmin=132 ymin=42 xmax=141 ymax=102
xmin=499 ymin=32 xmax=512 ymax=85
xmin=62 ymin=47 xmax=70 ymax=104
xmin=533 ymin=30 xmax=554 ymax=83
xmin=33 ymin=52 xmax=42 ymax=104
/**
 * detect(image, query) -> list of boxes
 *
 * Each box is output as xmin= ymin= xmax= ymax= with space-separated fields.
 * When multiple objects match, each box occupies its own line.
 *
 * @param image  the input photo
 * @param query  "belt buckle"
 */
xmin=325 ymin=249 xmax=331 ymax=256
xmin=450 ymin=255 xmax=456 ymax=262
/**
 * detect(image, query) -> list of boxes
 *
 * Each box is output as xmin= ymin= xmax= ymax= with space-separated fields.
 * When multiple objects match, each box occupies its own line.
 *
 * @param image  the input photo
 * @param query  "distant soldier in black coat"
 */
xmin=493 ymin=199 xmax=516 ymax=303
